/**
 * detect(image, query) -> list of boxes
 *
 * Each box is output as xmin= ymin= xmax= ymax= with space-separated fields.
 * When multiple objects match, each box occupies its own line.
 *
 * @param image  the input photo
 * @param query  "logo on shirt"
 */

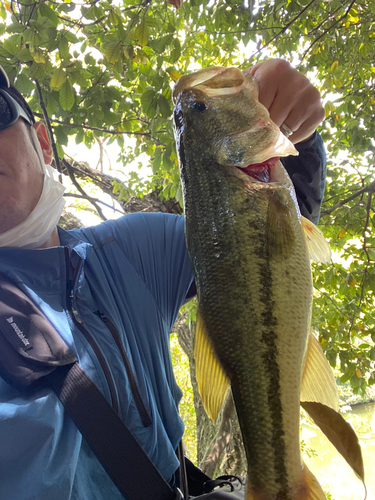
xmin=5 ymin=316 xmax=32 ymax=348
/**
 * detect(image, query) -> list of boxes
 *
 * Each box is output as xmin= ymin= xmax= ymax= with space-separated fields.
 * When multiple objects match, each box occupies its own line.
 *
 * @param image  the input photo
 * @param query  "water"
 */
xmin=301 ymin=402 xmax=375 ymax=500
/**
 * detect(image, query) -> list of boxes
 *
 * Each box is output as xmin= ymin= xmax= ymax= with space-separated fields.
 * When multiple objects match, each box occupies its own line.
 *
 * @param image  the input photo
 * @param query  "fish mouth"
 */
xmin=238 ymin=157 xmax=280 ymax=183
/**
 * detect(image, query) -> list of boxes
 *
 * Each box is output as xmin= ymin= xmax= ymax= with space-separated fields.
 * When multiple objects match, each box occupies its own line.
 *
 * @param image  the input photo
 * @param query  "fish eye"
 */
xmin=192 ymin=101 xmax=206 ymax=112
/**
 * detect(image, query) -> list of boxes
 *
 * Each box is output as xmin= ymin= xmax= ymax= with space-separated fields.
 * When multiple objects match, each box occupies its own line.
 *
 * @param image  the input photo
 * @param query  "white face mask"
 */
xmin=0 ymin=127 xmax=66 ymax=249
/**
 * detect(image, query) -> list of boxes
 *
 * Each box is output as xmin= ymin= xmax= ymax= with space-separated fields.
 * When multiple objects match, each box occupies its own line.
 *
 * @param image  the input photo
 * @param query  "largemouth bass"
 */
xmin=173 ymin=67 xmax=338 ymax=500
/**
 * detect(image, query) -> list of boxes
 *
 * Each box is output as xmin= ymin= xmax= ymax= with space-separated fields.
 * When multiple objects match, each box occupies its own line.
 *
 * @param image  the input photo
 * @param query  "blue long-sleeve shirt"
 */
xmin=0 ymin=133 xmax=326 ymax=500
xmin=282 ymin=131 xmax=326 ymax=224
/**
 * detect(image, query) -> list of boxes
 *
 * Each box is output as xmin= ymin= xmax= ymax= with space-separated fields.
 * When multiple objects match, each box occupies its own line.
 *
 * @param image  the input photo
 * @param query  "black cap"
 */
xmin=0 ymin=64 xmax=35 ymax=124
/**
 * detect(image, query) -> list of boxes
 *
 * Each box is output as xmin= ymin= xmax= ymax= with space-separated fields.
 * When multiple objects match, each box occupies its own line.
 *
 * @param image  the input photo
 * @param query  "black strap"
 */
xmin=47 ymin=363 xmax=178 ymax=500
xmin=184 ymin=457 xmax=211 ymax=497
xmin=177 ymin=441 xmax=189 ymax=499
xmin=0 ymin=271 xmax=179 ymax=500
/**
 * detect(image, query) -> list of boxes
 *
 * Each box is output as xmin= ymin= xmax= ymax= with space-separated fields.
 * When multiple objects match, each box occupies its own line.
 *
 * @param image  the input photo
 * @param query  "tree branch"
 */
xmin=34 ymin=79 xmax=63 ymax=183
xmin=62 ymin=158 xmax=107 ymax=220
xmin=173 ymin=311 xmax=192 ymax=356
xmin=56 ymin=157 xmax=183 ymax=215
xmin=200 ymin=393 xmax=235 ymax=477
xmin=33 ymin=113 xmax=151 ymax=137
xmin=240 ymin=0 xmax=317 ymax=66
xmin=348 ymin=191 xmax=372 ymax=336
xmin=56 ymin=13 xmax=107 ymax=27
xmin=301 ymin=0 xmax=357 ymax=60
xmin=320 ymin=179 xmax=375 ymax=217
xmin=194 ymin=26 xmax=284 ymax=35
xmin=314 ymin=286 xmax=346 ymax=318
xmin=64 ymin=192 xmax=124 ymax=214
xmin=307 ymin=3 xmax=343 ymax=36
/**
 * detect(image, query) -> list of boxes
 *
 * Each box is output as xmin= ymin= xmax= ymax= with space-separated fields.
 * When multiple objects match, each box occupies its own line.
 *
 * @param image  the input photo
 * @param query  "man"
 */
xmin=0 ymin=60 xmax=326 ymax=500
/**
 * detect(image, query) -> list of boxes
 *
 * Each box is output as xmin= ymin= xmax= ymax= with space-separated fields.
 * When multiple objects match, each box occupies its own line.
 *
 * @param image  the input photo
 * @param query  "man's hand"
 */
xmin=245 ymin=59 xmax=325 ymax=144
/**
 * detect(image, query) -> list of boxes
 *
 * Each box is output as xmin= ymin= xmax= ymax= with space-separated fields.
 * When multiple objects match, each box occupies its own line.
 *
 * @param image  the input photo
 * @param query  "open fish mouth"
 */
xmin=239 ymin=157 xmax=280 ymax=183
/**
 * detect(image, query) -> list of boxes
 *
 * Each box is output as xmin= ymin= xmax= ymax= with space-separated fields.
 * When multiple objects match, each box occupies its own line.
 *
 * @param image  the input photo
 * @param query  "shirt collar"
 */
xmin=0 ymin=228 xmax=92 ymax=293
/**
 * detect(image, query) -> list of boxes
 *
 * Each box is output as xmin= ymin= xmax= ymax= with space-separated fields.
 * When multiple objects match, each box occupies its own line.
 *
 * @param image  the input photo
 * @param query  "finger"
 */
xmin=287 ymin=112 xmax=325 ymax=144
xmin=267 ymin=79 xmax=312 ymax=127
xmin=247 ymin=61 xmax=279 ymax=111
xmin=280 ymin=97 xmax=325 ymax=143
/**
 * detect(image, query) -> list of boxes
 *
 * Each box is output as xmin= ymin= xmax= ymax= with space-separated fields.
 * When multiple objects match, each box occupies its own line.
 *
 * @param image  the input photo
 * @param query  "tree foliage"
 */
xmin=1 ymin=0 xmax=375 ymax=468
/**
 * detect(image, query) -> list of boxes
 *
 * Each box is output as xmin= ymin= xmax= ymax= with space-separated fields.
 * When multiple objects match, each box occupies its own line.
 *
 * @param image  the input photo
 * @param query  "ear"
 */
xmin=33 ymin=122 xmax=53 ymax=165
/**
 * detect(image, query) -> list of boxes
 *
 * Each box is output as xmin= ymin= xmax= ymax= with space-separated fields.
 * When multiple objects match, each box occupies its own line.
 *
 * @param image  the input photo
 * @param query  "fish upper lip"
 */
xmin=229 ymin=122 xmax=270 ymax=137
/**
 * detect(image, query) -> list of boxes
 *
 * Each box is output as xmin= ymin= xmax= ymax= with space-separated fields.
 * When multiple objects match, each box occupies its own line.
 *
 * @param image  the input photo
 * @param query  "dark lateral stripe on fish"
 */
xmin=257 ymin=249 xmax=290 ymax=498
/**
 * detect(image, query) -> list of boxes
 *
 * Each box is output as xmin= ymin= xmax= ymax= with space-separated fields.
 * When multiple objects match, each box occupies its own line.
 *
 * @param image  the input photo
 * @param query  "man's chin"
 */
xmin=0 ymin=208 xmax=28 ymax=235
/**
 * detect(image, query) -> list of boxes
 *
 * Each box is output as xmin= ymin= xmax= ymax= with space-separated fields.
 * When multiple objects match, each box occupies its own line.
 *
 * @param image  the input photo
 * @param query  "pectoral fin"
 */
xmin=301 ymin=402 xmax=366 ymax=491
xmin=301 ymin=331 xmax=339 ymax=411
xmin=194 ymin=307 xmax=230 ymax=422
xmin=301 ymin=216 xmax=331 ymax=263
xmin=266 ymin=193 xmax=295 ymax=258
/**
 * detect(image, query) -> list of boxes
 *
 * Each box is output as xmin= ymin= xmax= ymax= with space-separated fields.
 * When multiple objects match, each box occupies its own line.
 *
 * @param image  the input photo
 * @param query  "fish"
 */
xmin=172 ymin=67 xmax=364 ymax=500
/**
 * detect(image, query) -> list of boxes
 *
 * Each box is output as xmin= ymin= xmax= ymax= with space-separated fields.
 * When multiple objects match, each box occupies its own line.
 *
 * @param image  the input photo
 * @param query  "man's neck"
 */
xmin=38 ymin=227 xmax=60 ymax=248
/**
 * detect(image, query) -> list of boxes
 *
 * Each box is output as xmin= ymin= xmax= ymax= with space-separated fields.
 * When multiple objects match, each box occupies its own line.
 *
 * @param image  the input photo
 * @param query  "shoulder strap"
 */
xmin=48 ymin=363 xmax=179 ymax=500
xmin=0 ymin=271 xmax=179 ymax=500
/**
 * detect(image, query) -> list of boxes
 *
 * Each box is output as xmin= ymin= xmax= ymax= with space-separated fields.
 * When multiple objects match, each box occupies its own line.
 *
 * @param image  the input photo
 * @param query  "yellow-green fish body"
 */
xmin=173 ymin=67 xmax=328 ymax=500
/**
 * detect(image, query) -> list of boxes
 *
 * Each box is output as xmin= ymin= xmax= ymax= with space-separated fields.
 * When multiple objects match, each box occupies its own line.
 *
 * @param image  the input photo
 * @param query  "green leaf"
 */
xmin=0 ymin=4 xmax=6 ymax=20
xmin=51 ymin=67 xmax=65 ymax=89
xmin=46 ymin=93 xmax=58 ymax=116
xmin=339 ymin=372 xmax=352 ymax=384
xmin=170 ymin=39 xmax=181 ymax=64
xmin=145 ymin=17 xmax=158 ymax=28
xmin=149 ymin=34 xmax=174 ymax=54
xmin=58 ymin=3 xmax=75 ymax=13
xmin=3 ymin=38 xmax=19 ymax=56
xmin=56 ymin=143 xmax=65 ymax=159
xmin=135 ymin=18 xmax=149 ymax=47
xmin=17 ymin=48 xmax=32 ymax=63
xmin=112 ymin=181 xmax=122 ymax=194
xmin=158 ymin=95 xmax=171 ymax=118
xmin=108 ymin=9 xmax=119 ymax=26
xmin=59 ymin=79 xmax=74 ymax=111
xmin=64 ymin=31 xmax=79 ymax=44
xmin=59 ymin=35 xmax=70 ymax=60
xmin=142 ymin=46 xmax=154 ymax=57
xmin=152 ymin=148 xmax=162 ymax=173
xmin=105 ymin=42 xmax=122 ymax=64
xmin=54 ymin=126 xmax=69 ymax=147
xmin=15 ymin=73 xmax=34 ymax=94
xmin=141 ymin=88 xmax=157 ymax=118
xmin=75 ymin=128 xmax=85 ymax=144
xmin=32 ymin=51 xmax=46 ymax=64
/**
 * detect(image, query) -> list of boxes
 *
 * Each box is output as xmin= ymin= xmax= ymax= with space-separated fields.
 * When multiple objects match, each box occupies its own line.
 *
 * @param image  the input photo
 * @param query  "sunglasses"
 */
xmin=0 ymin=88 xmax=34 ymax=131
